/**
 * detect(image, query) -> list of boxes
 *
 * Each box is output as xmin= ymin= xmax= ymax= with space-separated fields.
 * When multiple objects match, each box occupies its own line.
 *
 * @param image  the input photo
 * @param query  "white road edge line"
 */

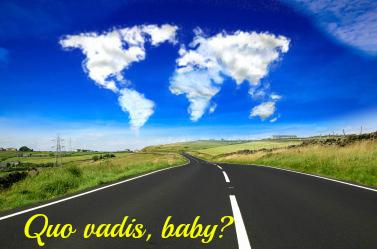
xmin=252 ymin=164 xmax=377 ymax=193
xmin=229 ymin=195 xmax=252 ymax=249
xmin=0 ymin=159 xmax=190 ymax=221
xmin=216 ymin=165 xmax=223 ymax=170
xmin=216 ymin=161 xmax=377 ymax=193
xmin=223 ymin=171 xmax=230 ymax=183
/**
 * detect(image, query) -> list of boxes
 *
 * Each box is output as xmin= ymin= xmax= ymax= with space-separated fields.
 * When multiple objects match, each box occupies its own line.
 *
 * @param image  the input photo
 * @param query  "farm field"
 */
xmin=142 ymin=140 xmax=244 ymax=153
xmin=211 ymin=139 xmax=377 ymax=187
xmin=0 ymin=151 xmax=44 ymax=162
xmin=143 ymin=132 xmax=377 ymax=188
xmin=2 ymin=153 xmax=98 ymax=164
xmin=0 ymin=152 xmax=186 ymax=211
xmin=197 ymin=140 xmax=302 ymax=156
xmin=182 ymin=133 xmax=377 ymax=188
xmin=0 ymin=151 xmax=105 ymax=163
xmin=143 ymin=139 xmax=303 ymax=161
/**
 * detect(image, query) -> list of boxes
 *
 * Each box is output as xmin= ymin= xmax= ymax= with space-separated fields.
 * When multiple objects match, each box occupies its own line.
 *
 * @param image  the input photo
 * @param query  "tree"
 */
xmin=19 ymin=146 xmax=33 ymax=152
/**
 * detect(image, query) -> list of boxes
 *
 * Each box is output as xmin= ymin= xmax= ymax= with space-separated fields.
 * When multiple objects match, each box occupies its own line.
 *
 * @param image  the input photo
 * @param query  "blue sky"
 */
xmin=0 ymin=0 xmax=376 ymax=150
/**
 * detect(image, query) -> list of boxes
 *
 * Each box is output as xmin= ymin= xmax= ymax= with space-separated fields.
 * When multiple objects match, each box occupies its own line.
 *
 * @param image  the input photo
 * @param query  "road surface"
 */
xmin=0 ymin=154 xmax=376 ymax=249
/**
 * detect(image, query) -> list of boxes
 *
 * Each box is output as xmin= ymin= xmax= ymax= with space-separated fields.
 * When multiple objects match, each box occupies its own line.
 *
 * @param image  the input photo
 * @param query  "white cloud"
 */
xmin=142 ymin=24 xmax=178 ymax=45
xmin=270 ymin=93 xmax=282 ymax=101
xmin=170 ymin=69 xmax=221 ymax=121
xmin=60 ymin=24 xmax=178 ymax=129
xmin=250 ymin=101 xmax=276 ymax=120
xmin=202 ymin=31 xmax=289 ymax=85
xmin=209 ymin=103 xmax=217 ymax=114
xmin=250 ymin=93 xmax=282 ymax=121
xmin=60 ymin=24 xmax=177 ymax=92
xmin=270 ymin=117 xmax=278 ymax=123
xmin=1 ymin=108 xmax=376 ymax=151
xmin=170 ymin=29 xmax=289 ymax=121
xmin=284 ymin=0 xmax=377 ymax=54
xmin=118 ymin=89 xmax=155 ymax=129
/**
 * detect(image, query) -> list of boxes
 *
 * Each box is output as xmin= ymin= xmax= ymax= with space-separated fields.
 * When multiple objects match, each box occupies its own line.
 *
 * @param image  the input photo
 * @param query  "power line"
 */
xmin=52 ymin=135 xmax=64 ymax=166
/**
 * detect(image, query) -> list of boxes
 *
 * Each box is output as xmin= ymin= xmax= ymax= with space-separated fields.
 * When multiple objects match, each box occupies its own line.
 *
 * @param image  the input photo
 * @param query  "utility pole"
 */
xmin=52 ymin=135 xmax=64 ymax=166
xmin=360 ymin=126 xmax=363 ymax=135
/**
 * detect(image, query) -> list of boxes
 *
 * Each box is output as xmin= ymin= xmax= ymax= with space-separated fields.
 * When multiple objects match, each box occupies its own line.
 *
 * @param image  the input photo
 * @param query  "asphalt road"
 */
xmin=0 ymin=154 xmax=376 ymax=249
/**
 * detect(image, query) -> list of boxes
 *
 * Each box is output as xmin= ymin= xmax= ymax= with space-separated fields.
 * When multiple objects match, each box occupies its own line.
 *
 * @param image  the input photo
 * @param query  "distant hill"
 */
xmin=142 ymin=138 xmax=302 ymax=154
xmin=142 ymin=140 xmax=245 ymax=153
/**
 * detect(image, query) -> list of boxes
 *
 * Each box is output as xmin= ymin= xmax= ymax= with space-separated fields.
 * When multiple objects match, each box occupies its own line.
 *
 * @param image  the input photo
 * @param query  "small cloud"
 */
xmin=142 ymin=24 xmax=179 ymax=46
xmin=118 ymin=89 xmax=155 ymax=130
xmin=270 ymin=93 xmax=282 ymax=101
xmin=270 ymin=117 xmax=278 ymax=123
xmin=270 ymin=114 xmax=281 ymax=123
xmin=209 ymin=103 xmax=217 ymax=114
xmin=249 ymin=88 xmax=266 ymax=100
xmin=249 ymin=82 xmax=277 ymax=101
xmin=250 ymin=101 xmax=276 ymax=120
xmin=170 ymin=29 xmax=290 ymax=121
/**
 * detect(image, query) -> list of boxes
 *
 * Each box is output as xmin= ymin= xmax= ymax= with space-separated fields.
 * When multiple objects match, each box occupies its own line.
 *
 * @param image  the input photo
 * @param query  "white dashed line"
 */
xmin=229 ymin=195 xmax=252 ymax=249
xmin=222 ymin=171 xmax=230 ymax=183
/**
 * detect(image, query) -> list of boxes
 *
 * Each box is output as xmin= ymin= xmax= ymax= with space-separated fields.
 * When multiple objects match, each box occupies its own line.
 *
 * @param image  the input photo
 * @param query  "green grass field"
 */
xmin=142 ymin=140 xmax=243 ymax=153
xmin=154 ymin=135 xmax=377 ymax=188
xmin=0 ymin=151 xmax=47 ymax=162
xmin=0 ymin=152 xmax=186 ymax=212
xmin=198 ymin=140 xmax=302 ymax=156
xmin=0 ymin=151 xmax=107 ymax=163
xmin=2 ymin=153 xmax=99 ymax=164
xmin=3 ymin=134 xmax=375 ymax=211
xmin=204 ymin=140 xmax=377 ymax=187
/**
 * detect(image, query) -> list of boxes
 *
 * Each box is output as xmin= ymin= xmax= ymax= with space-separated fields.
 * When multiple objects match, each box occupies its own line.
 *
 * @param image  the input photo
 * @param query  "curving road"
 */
xmin=0 ymin=153 xmax=376 ymax=249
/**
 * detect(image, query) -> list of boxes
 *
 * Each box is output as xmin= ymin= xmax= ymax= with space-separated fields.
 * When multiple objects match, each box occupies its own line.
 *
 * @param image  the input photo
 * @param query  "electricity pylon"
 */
xmin=52 ymin=135 xmax=64 ymax=166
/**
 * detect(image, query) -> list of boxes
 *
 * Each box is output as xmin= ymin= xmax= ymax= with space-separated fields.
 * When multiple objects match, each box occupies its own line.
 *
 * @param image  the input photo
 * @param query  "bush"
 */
xmin=103 ymin=153 xmax=115 ymax=159
xmin=5 ymin=162 xmax=54 ymax=171
xmin=0 ymin=172 xmax=28 ymax=189
xmin=42 ymin=179 xmax=79 ymax=196
xmin=66 ymin=166 xmax=82 ymax=177
xmin=92 ymin=153 xmax=115 ymax=161
xmin=19 ymin=146 xmax=33 ymax=152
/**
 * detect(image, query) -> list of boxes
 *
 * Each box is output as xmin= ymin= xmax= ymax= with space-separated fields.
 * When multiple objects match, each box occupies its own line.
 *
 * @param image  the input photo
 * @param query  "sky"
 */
xmin=0 ymin=0 xmax=376 ymax=151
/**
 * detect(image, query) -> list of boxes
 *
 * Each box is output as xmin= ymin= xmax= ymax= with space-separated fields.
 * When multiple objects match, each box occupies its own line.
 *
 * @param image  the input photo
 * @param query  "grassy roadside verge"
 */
xmin=197 ymin=140 xmax=301 ymax=156
xmin=189 ymin=140 xmax=377 ymax=187
xmin=0 ymin=152 xmax=186 ymax=212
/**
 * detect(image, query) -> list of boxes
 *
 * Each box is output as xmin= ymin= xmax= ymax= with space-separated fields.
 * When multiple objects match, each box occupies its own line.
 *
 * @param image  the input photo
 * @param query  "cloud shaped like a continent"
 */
xmin=60 ymin=24 xmax=178 ymax=129
xmin=170 ymin=29 xmax=290 ymax=121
